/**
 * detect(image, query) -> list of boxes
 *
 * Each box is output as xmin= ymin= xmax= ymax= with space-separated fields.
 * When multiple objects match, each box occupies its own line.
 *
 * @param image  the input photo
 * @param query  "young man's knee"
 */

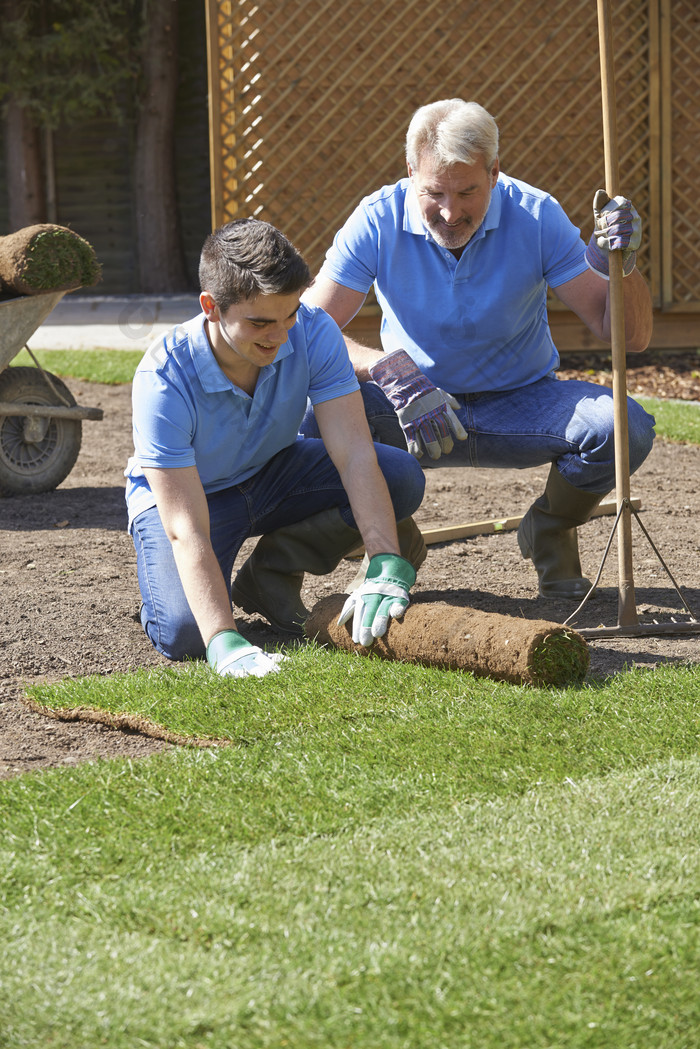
xmin=144 ymin=614 xmax=205 ymax=663
xmin=380 ymin=447 xmax=426 ymax=517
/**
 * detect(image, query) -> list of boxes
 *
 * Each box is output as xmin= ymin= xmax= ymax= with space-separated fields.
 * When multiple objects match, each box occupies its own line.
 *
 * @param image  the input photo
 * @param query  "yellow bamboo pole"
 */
xmin=204 ymin=0 xmax=223 ymax=231
xmin=596 ymin=0 xmax=638 ymax=627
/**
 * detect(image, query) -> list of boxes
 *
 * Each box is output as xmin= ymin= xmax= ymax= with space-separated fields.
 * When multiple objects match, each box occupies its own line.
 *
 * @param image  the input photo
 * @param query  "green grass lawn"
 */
xmin=636 ymin=396 xmax=700 ymax=445
xmin=3 ymin=351 xmax=700 ymax=1047
xmin=11 ymin=347 xmax=143 ymax=384
xmin=3 ymin=656 xmax=700 ymax=1047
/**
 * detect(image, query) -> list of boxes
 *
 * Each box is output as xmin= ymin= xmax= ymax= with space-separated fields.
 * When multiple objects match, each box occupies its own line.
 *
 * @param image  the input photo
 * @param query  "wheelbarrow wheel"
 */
xmin=0 ymin=366 xmax=82 ymax=495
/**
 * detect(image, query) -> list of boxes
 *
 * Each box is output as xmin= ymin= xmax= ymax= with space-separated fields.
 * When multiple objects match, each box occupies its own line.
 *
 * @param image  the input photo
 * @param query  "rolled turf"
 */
xmin=305 ymin=593 xmax=590 ymax=687
xmin=0 ymin=223 xmax=101 ymax=296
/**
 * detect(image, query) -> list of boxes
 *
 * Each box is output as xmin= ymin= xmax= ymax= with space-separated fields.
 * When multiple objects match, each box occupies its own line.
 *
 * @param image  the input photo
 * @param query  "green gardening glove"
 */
xmin=337 ymin=553 xmax=416 ymax=647
xmin=206 ymin=630 xmax=286 ymax=678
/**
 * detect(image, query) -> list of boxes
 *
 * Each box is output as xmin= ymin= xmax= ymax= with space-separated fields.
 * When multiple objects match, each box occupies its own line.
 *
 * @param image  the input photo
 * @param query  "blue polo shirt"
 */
xmin=320 ymin=173 xmax=589 ymax=393
xmin=125 ymin=304 xmax=358 ymax=528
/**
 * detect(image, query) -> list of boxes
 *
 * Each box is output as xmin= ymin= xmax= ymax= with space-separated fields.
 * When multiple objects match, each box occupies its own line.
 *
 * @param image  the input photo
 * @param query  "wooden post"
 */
xmin=596 ymin=0 xmax=638 ymax=627
xmin=204 ymin=0 xmax=225 ymax=231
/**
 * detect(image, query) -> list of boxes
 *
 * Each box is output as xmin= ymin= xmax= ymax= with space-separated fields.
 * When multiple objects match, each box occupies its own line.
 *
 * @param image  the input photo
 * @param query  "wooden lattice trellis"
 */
xmin=205 ymin=0 xmax=700 ymax=342
xmin=662 ymin=0 xmax=700 ymax=309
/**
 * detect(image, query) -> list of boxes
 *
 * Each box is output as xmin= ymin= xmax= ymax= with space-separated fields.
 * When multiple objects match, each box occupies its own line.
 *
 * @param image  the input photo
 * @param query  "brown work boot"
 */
xmin=231 ymin=507 xmax=362 ymax=636
xmin=517 ymin=465 xmax=606 ymax=599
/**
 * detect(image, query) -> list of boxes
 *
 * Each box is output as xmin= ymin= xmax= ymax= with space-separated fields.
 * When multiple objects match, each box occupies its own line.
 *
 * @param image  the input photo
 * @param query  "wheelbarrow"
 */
xmin=0 ymin=290 xmax=104 ymax=495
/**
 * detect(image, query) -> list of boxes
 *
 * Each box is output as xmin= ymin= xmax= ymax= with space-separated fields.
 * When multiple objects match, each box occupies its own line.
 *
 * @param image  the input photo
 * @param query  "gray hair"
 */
xmin=199 ymin=218 xmax=310 ymax=312
xmin=405 ymin=99 xmax=499 ymax=171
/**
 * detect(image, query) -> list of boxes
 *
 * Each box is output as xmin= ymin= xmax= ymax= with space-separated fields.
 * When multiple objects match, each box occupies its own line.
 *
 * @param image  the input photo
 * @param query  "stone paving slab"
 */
xmin=26 ymin=294 xmax=201 ymax=352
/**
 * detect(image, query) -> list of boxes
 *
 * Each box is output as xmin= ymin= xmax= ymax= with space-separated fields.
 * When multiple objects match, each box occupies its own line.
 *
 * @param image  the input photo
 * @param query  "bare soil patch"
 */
xmin=2 ymin=351 xmax=700 ymax=778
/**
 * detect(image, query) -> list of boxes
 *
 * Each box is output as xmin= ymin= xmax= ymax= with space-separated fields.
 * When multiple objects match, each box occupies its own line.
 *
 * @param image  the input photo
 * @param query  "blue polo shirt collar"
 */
xmin=187 ymin=313 xmax=294 ymax=394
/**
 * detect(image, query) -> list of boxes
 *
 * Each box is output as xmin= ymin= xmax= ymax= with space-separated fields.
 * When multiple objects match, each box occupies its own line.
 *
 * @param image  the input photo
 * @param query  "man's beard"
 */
xmin=425 ymin=193 xmax=491 ymax=250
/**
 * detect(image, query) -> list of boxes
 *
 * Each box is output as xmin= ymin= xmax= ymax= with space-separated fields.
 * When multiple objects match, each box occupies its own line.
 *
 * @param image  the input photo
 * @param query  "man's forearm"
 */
xmin=340 ymin=452 xmax=401 ymax=557
xmin=617 ymin=268 xmax=653 ymax=353
xmin=343 ymin=334 xmax=384 ymax=381
xmin=555 ymin=266 xmax=653 ymax=355
xmin=171 ymin=534 xmax=238 ymax=645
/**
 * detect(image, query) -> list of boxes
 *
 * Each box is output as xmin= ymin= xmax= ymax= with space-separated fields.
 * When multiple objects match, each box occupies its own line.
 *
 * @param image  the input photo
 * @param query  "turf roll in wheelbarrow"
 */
xmin=305 ymin=594 xmax=589 ymax=687
xmin=0 ymin=224 xmax=101 ymax=296
xmin=0 ymin=229 xmax=104 ymax=494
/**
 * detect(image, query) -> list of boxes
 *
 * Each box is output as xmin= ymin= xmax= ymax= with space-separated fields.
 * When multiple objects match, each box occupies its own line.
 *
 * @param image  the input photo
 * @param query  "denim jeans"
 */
xmin=299 ymin=374 xmax=656 ymax=494
xmin=131 ymin=437 xmax=425 ymax=660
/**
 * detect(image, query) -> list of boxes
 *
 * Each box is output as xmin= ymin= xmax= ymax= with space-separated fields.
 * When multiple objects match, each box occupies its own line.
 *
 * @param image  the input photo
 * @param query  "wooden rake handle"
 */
xmin=597 ymin=0 xmax=638 ymax=625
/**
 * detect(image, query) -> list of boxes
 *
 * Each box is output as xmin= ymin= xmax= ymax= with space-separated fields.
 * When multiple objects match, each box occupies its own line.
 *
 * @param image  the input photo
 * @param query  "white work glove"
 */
xmin=206 ymin=629 xmax=286 ymax=679
xmin=584 ymin=189 xmax=642 ymax=278
xmin=337 ymin=553 xmax=416 ymax=647
xmin=369 ymin=349 xmax=467 ymax=460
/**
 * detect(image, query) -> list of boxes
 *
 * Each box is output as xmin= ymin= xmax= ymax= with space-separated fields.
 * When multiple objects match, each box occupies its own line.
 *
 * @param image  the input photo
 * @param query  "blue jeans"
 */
xmin=131 ymin=437 xmax=425 ymax=660
xmin=299 ymin=374 xmax=656 ymax=494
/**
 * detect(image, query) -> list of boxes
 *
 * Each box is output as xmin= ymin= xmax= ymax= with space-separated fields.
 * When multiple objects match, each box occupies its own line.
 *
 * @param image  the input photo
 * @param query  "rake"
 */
xmin=569 ymin=0 xmax=700 ymax=640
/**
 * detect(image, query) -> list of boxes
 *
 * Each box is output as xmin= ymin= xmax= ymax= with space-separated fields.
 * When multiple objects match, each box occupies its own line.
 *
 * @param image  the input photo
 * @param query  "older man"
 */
xmin=300 ymin=98 xmax=655 ymax=600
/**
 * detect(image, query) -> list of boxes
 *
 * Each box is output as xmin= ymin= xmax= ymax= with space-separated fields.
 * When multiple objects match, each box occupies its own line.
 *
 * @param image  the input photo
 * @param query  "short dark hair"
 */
xmin=199 ymin=218 xmax=310 ymax=312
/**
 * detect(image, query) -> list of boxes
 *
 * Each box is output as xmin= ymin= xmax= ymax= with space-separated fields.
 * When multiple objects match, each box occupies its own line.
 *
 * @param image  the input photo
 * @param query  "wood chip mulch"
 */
xmin=558 ymin=350 xmax=700 ymax=402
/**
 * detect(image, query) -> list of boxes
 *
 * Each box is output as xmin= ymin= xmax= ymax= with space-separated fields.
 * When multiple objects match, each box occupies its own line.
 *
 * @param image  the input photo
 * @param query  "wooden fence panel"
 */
xmin=205 ymin=0 xmax=699 ymax=347
xmin=662 ymin=0 xmax=700 ymax=310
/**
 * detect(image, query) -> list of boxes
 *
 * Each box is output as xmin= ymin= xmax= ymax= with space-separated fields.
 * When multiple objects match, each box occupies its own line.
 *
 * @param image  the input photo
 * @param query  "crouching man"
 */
xmin=125 ymin=219 xmax=426 ymax=679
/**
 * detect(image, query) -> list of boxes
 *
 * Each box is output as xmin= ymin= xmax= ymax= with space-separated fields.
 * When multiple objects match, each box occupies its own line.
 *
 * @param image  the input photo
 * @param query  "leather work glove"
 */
xmin=584 ymin=189 xmax=642 ymax=278
xmin=369 ymin=349 xmax=467 ymax=460
xmin=337 ymin=553 xmax=416 ymax=647
xmin=206 ymin=629 xmax=286 ymax=679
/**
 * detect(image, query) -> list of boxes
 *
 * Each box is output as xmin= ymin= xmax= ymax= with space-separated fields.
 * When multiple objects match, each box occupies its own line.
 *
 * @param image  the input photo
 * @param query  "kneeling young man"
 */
xmin=125 ymin=219 xmax=426 ymax=679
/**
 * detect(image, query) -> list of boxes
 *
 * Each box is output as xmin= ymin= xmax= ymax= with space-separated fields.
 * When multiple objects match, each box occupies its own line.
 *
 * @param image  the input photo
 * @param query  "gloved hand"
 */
xmin=369 ymin=349 xmax=467 ymax=460
xmin=206 ymin=629 xmax=286 ymax=678
xmin=337 ymin=553 xmax=416 ymax=647
xmin=584 ymin=189 xmax=642 ymax=278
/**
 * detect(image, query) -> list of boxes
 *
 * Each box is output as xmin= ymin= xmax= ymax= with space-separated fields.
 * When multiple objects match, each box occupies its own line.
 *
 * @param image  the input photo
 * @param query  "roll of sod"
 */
xmin=305 ymin=594 xmax=589 ymax=687
xmin=0 ymin=224 xmax=101 ymax=296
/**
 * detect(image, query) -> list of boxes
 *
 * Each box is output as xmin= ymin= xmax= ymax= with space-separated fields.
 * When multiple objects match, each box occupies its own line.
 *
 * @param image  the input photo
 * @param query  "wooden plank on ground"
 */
xmin=345 ymin=497 xmax=642 ymax=559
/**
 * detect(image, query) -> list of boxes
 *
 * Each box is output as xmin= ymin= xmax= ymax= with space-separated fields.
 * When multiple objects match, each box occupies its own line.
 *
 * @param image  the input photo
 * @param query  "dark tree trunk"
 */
xmin=134 ymin=0 xmax=188 ymax=292
xmin=5 ymin=102 xmax=46 ymax=231
xmin=3 ymin=0 xmax=46 ymax=230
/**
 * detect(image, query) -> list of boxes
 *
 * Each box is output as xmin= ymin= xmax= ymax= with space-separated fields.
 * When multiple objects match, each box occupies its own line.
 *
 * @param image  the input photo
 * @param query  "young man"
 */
xmin=301 ymin=98 xmax=656 ymax=601
xmin=125 ymin=219 xmax=426 ymax=679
